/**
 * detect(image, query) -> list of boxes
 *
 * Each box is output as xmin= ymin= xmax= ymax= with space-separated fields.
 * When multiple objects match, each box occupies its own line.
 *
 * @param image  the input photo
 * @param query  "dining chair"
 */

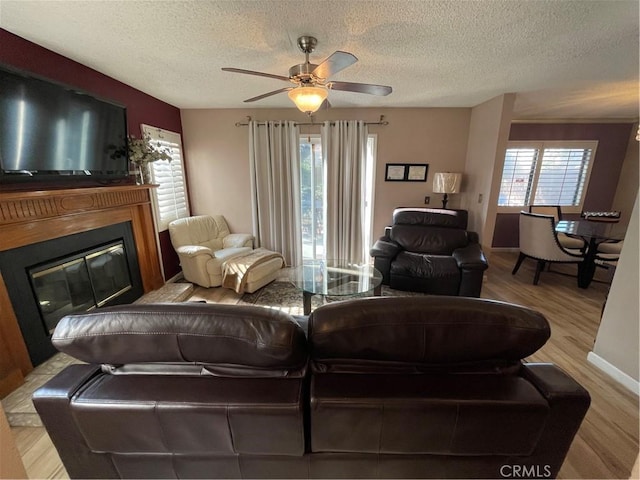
xmin=597 ymin=240 xmax=623 ymax=257
xmin=595 ymin=231 xmax=624 ymax=275
xmin=528 ymin=205 xmax=585 ymax=250
xmin=512 ymin=211 xmax=585 ymax=285
xmin=595 ymin=240 xmax=623 ymax=271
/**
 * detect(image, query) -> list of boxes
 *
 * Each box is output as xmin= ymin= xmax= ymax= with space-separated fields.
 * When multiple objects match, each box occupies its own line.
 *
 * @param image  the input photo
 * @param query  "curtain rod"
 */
xmin=234 ymin=115 xmax=388 ymax=127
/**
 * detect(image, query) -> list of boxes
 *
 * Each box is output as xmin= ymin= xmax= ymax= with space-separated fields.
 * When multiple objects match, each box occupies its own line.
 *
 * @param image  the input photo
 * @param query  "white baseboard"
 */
xmin=587 ymin=352 xmax=640 ymax=395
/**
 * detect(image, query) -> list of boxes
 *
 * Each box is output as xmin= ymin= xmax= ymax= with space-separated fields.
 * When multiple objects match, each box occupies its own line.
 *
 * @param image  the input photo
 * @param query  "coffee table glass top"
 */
xmin=290 ymin=259 xmax=383 ymax=296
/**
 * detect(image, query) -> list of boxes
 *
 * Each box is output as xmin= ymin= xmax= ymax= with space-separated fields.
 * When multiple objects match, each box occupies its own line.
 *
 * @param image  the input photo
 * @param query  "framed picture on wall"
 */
xmin=385 ymin=164 xmax=406 ymax=181
xmin=385 ymin=163 xmax=429 ymax=182
xmin=407 ymin=164 xmax=428 ymax=181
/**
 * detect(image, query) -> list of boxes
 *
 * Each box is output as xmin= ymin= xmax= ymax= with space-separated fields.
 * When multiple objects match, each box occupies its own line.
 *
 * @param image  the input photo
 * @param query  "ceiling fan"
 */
xmin=222 ymin=36 xmax=392 ymax=114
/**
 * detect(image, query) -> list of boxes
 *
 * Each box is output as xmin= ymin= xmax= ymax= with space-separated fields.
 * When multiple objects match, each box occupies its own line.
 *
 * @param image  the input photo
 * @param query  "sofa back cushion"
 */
xmin=390 ymin=224 xmax=469 ymax=254
xmin=393 ymin=208 xmax=468 ymax=229
xmin=309 ymin=296 xmax=550 ymax=373
xmin=169 ymin=215 xmax=230 ymax=251
xmin=53 ymin=303 xmax=308 ymax=377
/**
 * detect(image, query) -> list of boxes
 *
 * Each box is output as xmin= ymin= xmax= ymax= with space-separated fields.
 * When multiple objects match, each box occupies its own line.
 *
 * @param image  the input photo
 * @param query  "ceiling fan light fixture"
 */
xmin=288 ymin=85 xmax=327 ymax=113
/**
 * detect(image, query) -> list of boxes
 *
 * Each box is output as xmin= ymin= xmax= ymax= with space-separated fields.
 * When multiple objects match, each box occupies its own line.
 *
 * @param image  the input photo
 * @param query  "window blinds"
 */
xmin=141 ymin=125 xmax=189 ymax=231
xmin=534 ymin=148 xmax=592 ymax=205
xmin=499 ymin=148 xmax=538 ymax=206
xmin=498 ymin=142 xmax=595 ymax=208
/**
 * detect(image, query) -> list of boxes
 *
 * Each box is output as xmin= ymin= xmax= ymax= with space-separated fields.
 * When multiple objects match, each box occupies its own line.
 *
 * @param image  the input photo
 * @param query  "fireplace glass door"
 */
xmin=30 ymin=242 xmax=132 ymax=333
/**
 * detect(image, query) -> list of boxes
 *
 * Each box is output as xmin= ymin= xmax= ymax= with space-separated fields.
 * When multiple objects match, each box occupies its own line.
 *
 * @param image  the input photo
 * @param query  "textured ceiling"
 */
xmin=1 ymin=0 xmax=638 ymax=119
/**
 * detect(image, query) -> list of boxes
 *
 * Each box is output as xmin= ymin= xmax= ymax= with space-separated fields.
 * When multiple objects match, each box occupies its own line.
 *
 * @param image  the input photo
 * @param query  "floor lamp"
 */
xmin=433 ymin=172 xmax=462 ymax=209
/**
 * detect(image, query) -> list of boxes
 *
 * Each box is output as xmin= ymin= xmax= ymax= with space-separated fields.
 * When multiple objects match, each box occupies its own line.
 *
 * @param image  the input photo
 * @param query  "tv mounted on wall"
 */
xmin=0 ymin=65 xmax=129 ymax=184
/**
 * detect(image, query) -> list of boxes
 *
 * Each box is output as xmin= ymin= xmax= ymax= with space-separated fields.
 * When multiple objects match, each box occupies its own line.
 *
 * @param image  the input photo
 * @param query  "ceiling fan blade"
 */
xmin=244 ymin=87 xmax=292 ymax=103
xmin=320 ymin=98 xmax=332 ymax=110
xmin=222 ymin=67 xmax=291 ymax=82
xmin=329 ymin=81 xmax=392 ymax=96
xmin=312 ymin=51 xmax=357 ymax=79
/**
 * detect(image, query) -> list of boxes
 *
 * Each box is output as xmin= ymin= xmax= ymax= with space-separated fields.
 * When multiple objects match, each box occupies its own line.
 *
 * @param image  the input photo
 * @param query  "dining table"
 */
xmin=555 ymin=220 xmax=626 ymax=288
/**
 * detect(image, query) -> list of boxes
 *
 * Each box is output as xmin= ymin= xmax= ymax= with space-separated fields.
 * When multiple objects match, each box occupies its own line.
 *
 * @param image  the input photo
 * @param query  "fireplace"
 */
xmin=31 ymin=241 xmax=133 ymax=332
xmin=0 ymin=185 xmax=164 ymax=397
xmin=0 ymin=222 xmax=143 ymax=366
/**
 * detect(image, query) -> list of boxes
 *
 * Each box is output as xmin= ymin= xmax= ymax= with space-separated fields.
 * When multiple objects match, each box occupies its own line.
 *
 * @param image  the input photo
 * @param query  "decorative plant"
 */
xmin=127 ymin=132 xmax=172 ymax=165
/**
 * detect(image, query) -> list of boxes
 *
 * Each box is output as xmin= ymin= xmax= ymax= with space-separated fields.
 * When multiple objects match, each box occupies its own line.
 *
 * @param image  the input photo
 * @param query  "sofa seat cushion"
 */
xmin=70 ymin=374 xmax=305 ymax=456
xmin=390 ymin=252 xmax=461 ymax=294
xmin=391 ymin=252 xmax=460 ymax=279
xmin=310 ymin=373 xmax=549 ymax=456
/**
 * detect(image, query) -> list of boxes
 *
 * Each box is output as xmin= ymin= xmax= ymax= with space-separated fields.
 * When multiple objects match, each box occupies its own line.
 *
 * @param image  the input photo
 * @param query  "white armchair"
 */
xmin=168 ymin=215 xmax=254 ymax=287
xmin=512 ymin=211 xmax=585 ymax=285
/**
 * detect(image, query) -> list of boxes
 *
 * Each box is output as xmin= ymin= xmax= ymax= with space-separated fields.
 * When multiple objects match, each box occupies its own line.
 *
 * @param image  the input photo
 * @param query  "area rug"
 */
xmin=239 ymin=281 xmax=427 ymax=316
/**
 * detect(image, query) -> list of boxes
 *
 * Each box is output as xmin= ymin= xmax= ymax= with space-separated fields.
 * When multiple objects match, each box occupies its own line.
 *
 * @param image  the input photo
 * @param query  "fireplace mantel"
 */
xmin=0 ymin=185 xmax=164 ymax=397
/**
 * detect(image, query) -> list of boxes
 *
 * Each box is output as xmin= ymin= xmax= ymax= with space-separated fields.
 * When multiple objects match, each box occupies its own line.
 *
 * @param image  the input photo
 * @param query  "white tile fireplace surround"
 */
xmin=0 ymin=185 xmax=164 ymax=398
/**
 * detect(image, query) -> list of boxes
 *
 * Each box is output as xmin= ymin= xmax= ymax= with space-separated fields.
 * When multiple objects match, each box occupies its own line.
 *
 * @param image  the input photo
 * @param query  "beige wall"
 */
xmin=590 ymin=193 xmax=639 ymax=390
xmin=461 ymin=94 xmax=515 ymax=246
xmin=180 ymin=107 xmax=471 ymax=246
xmin=612 ymin=122 xmax=639 ymax=229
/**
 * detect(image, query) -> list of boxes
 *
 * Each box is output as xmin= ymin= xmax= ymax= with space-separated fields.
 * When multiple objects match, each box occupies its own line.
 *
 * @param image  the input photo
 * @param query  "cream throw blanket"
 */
xmin=221 ymin=248 xmax=284 ymax=293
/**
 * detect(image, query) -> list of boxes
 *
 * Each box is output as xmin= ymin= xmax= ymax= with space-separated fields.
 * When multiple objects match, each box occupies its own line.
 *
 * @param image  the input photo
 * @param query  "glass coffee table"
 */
xmin=290 ymin=260 xmax=383 ymax=315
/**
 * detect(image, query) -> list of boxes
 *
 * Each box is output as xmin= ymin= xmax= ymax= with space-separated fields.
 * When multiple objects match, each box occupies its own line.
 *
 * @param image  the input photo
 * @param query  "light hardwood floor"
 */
xmin=10 ymin=251 xmax=639 ymax=479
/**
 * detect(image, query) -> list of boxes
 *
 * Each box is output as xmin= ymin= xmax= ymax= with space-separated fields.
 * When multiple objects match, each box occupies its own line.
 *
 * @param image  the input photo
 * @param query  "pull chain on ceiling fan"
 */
xmin=222 ymin=36 xmax=392 ymax=114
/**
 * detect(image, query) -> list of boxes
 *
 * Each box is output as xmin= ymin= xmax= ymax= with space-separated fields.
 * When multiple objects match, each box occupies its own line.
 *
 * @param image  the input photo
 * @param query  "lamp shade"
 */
xmin=288 ymin=85 xmax=328 ymax=114
xmin=433 ymin=172 xmax=462 ymax=194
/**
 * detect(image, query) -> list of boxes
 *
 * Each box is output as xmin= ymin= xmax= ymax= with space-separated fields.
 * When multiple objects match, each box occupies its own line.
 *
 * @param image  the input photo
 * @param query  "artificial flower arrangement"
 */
xmin=119 ymin=132 xmax=172 ymax=184
xmin=127 ymin=132 xmax=172 ymax=166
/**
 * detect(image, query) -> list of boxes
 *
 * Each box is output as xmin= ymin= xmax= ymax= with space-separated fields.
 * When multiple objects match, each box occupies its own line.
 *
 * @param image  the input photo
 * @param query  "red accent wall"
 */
xmin=492 ymin=122 xmax=633 ymax=248
xmin=0 ymin=29 xmax=182 ymax=279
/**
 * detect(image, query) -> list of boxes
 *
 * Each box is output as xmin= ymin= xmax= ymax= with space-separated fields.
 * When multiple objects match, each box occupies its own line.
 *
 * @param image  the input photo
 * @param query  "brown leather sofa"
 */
xmin=33 ymin=298 xmax=590 ymax=479
xmin=370 ymin=208 xmax=488 ymax=296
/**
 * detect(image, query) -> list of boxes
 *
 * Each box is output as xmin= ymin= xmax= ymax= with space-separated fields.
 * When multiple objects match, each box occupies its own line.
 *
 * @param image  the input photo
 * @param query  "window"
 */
xmin=141 ymin=125 xmax=190 ymax=231
xmin=498 ymin=141 xmax=597 ymax=211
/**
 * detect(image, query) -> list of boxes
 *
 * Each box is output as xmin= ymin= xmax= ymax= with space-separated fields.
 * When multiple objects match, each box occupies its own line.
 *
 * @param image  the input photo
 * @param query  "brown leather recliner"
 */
xmin=370 ymin=208 xmax=488 ymax=296
xmin=33 ymin=298 xmax=589 ymax=479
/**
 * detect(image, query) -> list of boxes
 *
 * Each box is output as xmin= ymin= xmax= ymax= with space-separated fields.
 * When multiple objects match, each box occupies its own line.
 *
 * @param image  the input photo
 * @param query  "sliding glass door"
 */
xmin=299 ymin=135 xmax=376 ymax=262
xmin=300 ymin=136 xmax=324 ymax=260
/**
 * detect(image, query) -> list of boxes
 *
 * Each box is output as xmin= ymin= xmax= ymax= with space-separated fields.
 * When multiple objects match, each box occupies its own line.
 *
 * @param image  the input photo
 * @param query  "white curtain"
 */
xmin=322 ymin=120 xmax=369 ymax=264
xmin=249 ymin=120 xmax=302 ymax=266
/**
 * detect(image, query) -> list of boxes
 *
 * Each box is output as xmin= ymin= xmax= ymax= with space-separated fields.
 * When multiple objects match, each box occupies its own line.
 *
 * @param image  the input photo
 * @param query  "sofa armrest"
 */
xmin=33 ymin=365 xmax=120 ymax=479
xmin=452 ymin=243 xmax=488 ymax=270
xmin=519 ymin=363 xmax=591 ymax=477
xmin=370 ymin=238 xmax=400 ymax=285
xmin=176 ymin=245 xmax=214 ymax=258
xmin=370 ymin=238 xmax=400 ymax=258
xmin=521 ymin=363 xmax=590 ymax=404
xmin=224 ymin=233 xmax=254 ymax=249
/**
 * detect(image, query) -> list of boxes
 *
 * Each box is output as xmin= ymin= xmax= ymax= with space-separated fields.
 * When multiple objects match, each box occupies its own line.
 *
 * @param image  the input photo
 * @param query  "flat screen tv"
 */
xmin=0 ymin=65 xmax=129 ymax=184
